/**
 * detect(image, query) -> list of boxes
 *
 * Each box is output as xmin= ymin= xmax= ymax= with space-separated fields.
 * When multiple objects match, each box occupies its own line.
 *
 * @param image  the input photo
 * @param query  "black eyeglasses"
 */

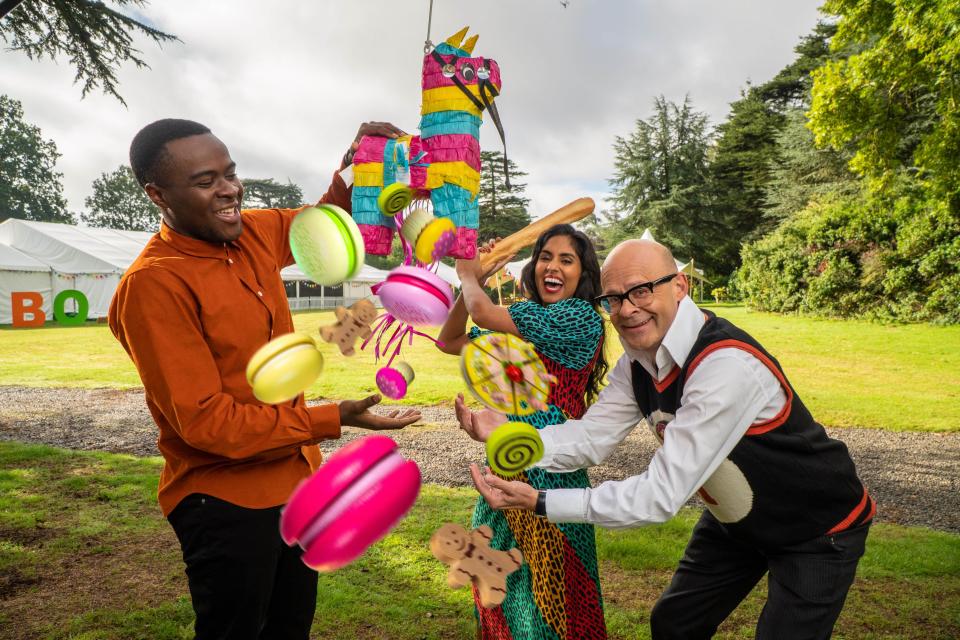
xmin=593 ymin=273 xmax=678 ymax=313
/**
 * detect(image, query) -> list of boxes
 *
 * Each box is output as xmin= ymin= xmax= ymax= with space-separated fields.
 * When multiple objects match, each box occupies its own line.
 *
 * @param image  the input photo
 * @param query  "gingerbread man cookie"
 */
xmin=319 ymin=299 xmax=378 ymax=356
xmin=430 ymin=523 xmax=524 ymax=608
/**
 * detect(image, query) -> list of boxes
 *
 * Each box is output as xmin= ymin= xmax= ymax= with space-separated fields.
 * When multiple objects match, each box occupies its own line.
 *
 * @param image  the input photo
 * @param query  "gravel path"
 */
xmin=1 ymin=386 xmax=958 ymax=533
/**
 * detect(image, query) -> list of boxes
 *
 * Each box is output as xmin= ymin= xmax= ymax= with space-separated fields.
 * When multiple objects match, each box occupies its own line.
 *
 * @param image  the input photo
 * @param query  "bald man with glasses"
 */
xmin=455 ymin=238 xmax=874 ymax=640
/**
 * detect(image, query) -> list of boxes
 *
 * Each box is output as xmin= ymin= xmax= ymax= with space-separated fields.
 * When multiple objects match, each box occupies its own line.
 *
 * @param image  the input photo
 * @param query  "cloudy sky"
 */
xmin=3 ymin=0 xmax=823 ymax=220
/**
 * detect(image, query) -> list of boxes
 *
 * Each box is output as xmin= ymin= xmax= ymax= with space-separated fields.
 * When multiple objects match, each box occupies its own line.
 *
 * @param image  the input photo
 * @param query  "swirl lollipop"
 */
xmin=377 ymin=183 xmax=414 ymax=217
xmin=485 ymin=422 xmax=545 ymax=477
xmin=460 ymin=333 xmax=557 ymax=477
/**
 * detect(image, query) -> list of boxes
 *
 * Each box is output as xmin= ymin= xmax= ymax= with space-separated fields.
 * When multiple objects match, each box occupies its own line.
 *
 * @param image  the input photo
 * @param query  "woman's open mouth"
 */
xmin=543 ymin=277 xmax=564 ymax=294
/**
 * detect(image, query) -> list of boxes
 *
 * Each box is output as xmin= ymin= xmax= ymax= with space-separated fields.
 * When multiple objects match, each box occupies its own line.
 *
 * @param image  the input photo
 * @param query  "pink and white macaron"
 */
xmin=280 ymin=435 xmax=421 ymax=572
xmin=375 ymin=265 xmax=454 ymax=326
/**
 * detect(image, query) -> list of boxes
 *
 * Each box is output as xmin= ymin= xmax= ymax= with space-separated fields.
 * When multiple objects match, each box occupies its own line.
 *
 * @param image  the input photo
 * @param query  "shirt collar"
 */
xmin=159 ymin=221 xmax=231 ymax=259
xmin=620 ymin=295 xmax=704 ymax=380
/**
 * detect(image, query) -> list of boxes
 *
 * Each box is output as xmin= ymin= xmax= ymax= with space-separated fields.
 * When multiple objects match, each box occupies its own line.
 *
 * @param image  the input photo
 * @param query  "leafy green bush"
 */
xmin=739 ymin=183 xmax=960 ymax=323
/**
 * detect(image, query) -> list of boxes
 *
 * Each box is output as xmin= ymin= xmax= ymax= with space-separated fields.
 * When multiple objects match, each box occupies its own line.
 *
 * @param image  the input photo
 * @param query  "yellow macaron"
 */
xmin=246 ymin=333 xmax=324 ymax=404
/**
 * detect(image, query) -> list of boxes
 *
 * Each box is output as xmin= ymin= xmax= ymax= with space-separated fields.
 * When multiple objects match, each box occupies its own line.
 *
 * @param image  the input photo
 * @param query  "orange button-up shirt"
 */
xmin=109 ymin=175 xmax=350 ymax=516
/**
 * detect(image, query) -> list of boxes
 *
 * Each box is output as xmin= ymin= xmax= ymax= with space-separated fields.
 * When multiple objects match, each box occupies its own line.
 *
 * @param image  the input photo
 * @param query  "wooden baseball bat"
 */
xmin=479 ymin=197 xmax=595 ymax=270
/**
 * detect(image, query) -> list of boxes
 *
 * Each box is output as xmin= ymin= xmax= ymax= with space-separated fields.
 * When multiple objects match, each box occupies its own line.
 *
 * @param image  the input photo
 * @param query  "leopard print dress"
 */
xmin=469 ymin=297 xmax=607 ymax=640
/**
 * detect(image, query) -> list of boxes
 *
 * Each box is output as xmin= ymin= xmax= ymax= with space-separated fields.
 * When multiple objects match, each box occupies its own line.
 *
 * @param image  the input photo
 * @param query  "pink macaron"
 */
xmin=375 ymin=265 xmax=454 ymax=326
xmin=280 ymin=435 xmax=421 ymax=572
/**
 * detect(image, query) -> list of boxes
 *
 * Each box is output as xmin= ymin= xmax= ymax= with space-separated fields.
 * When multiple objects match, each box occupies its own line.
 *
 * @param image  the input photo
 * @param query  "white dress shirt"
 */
xmin=537 ymin=296 xmax=787 ymax=528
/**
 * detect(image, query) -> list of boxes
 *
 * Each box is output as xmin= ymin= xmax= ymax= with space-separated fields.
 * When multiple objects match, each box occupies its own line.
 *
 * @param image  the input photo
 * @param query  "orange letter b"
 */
xmin=12 ymin=292 xmax=46 ymax=327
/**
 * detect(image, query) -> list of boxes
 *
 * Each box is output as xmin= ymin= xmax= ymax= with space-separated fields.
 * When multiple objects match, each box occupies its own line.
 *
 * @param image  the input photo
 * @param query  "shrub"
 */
xmin=739 ymin=182 xmax=960 ymax=323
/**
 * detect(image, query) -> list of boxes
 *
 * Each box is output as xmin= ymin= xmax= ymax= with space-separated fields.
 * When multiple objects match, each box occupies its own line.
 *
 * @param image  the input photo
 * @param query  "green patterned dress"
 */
xmin=468 ymin=297 xmax=607 ymax=640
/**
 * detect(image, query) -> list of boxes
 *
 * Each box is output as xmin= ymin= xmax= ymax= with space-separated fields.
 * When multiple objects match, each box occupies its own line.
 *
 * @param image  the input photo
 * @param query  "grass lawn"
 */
xmin=0 ymin=441 xmax=958 ymax=639
xmin=1 ymin=305 xmax=958 ymax=431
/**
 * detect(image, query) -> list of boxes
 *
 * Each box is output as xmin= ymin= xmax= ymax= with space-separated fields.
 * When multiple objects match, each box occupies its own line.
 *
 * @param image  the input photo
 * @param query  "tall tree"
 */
xmin=576 ymin=210 xmax=625 ymax=260
xmin=0 ymin=95 xmax=71 ymax=223
xmin=0 ymin=0 xmax=176 ymax=105
xmin=706 ymin=22 xmax=844 ymax=272
xmin=753 ymin=21 xmax=839 ymax=110
xmin=478 ymin=151 xmax=531 ymax=243
xmin=707 ymin=91 xmax=785 ymax=271
xmin=808 ymin=0 xmax=960 ymax=200
xmin=764 ymin=108 xmax=859 ymax=221
xmin=242 ymin=178 xmax=305 ymax=209
xmin=608 ymin=95 xmax=713 ymax=265
xmin=82 ymin=165 xmax=157 ymax=231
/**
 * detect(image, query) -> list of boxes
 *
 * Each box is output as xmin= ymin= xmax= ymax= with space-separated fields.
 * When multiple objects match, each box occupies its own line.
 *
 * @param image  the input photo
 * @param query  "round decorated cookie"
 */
xmin=460 ymin=332 xmax=554 ymax=416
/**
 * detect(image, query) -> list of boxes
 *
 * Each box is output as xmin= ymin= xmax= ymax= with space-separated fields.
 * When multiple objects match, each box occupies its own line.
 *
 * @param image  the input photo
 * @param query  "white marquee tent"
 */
xmin=0 ymin=219 xmax=395 ymax=324
xmin=280 ymin=262 xmax=388 ymax=307
xmin=0 ymin=219 xmax=131 ymax=324
xmin=0 ymin=242 xmax=53 ymax=325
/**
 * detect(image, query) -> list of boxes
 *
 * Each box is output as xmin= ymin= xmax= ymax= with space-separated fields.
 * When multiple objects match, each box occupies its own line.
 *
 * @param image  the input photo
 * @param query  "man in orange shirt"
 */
xmin=109 ymin=118 xmax=419 ymax=639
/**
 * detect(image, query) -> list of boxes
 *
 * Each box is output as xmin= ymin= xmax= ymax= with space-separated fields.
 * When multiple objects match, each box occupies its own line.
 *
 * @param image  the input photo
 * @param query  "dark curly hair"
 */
xmin=519 ymin=224 xmax=608 ymax=405
xmin=129 ymin=118 xmax=211 ymax=187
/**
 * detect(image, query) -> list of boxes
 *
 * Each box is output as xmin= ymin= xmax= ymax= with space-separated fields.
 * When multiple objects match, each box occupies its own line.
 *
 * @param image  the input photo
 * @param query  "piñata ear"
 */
xmin=445 ymin=26 xmax=470 ymax=48
xmin=461 ymin=34 xmax=479 ymax=55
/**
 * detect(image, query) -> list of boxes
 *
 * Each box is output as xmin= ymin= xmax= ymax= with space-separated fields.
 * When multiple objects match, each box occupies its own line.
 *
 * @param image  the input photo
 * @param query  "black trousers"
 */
xmin=168 ymin=493 xmax=318 ymax=640
xmin=650 ymin=511 xmax=869 ymax=640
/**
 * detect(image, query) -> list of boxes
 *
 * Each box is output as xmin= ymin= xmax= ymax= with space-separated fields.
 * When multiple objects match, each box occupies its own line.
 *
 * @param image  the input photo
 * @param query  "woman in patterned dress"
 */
xmin=438 ymin=224 xmax=609 ymax=640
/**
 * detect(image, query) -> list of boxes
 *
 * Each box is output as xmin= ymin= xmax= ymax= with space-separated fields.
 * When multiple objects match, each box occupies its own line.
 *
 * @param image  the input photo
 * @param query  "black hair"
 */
xmin=519 ymin=223 xmax=609 ymax=405
xmin=129 ymin=118 xmax=212 ymax=187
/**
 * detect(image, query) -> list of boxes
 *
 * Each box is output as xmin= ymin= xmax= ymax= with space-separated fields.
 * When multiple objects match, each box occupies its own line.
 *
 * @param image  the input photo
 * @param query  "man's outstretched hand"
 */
xmin=354 ymin=121 xmax=406 ymax=141
xmin=454 ymin=393 xmax=506 ymax=442
xmin=343 ymin=122 xmax=407 ymax=165
xmin=338 ymin=394 xmax=420 ymax=430
xmin=470 ymin=463 xmax=539 ymax=511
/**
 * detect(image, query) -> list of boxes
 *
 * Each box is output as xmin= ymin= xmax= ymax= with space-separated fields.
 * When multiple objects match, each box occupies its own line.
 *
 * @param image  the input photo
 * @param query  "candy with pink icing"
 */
xmin=374 ymin=265 xmax=454 ymax=326
xmin=280 ymin=435 xmax=421 ymax=572
xmin=376 ymin=362 xmax=415 ymax=400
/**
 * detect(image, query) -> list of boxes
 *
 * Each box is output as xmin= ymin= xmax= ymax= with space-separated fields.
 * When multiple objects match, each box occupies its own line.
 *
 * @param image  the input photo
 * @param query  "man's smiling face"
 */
xmin=146 ymin=133 xmax=244 ymax=244
xmin=601 ymin=240 xmax=688 ymax=358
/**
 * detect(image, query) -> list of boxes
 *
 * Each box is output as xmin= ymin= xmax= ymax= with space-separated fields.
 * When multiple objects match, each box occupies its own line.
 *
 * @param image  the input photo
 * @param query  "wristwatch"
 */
xmin=534 ymin=490 xmax=547 ymax=518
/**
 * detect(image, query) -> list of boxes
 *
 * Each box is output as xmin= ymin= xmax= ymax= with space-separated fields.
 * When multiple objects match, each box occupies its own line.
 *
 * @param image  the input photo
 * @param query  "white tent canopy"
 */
xmin=0 ymin=242 xmax=50 ymax=272
xmin=280 ymin=262 xmax=390 ymax=304
xmin=0 ymin=219 xmax=400 ymax=324
xmin=280 ymin=262 xmax=389 ymax=284
xmin=434 ymin=262 xmax=460 ymax=288
xmin=0 ymin=219 xmax=127 ymax=273
xmin=0 ymin=243 xmax=54 ymax=324
xmin=0 ymin=219 xmax=128 ymax=322
xmin=503 ymin=258 xmax=530 ymax=281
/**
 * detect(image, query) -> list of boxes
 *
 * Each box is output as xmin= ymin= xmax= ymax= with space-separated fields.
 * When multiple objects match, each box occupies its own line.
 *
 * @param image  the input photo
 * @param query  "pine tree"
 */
xmin=478 ymin=151 xmax=531 ymax=243
xmin=608 ymin=95 xmax=713 ymax=265
xmin=1 ymin=0 xmax=176 ymax=104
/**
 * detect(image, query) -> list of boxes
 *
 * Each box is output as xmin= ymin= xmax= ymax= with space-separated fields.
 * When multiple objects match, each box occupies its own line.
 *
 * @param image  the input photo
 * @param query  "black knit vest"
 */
xmin=630 ymin=310 xmax=874 ymax=548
